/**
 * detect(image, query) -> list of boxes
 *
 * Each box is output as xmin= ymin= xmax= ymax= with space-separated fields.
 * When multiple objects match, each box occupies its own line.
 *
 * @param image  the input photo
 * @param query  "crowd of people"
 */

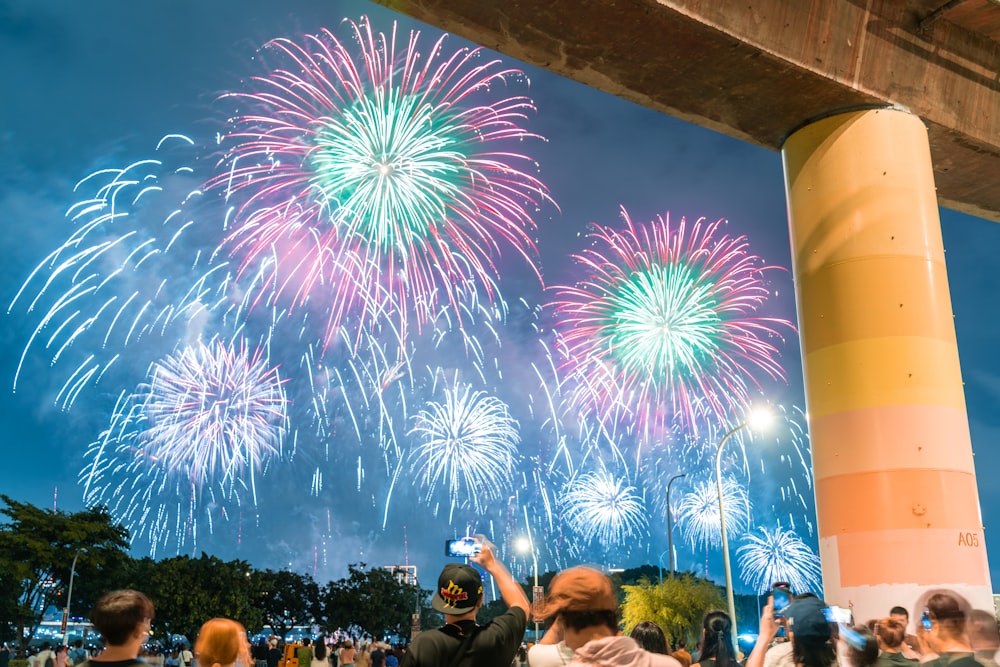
xmin=6 ymin=537 xmax=998 ymax=667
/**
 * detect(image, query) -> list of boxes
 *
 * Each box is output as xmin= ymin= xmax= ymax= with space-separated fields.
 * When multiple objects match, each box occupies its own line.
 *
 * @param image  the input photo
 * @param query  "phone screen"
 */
xmin=772 ymin=582 xmax=791 ymax=617
xmin=444 ymin=537 xmax=480 ymax=557
xmin=921 ymin=610 xmax=932 ymax=631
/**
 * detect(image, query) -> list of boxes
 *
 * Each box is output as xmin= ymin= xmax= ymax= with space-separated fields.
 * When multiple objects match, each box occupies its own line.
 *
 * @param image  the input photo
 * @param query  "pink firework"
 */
xmin=209 ymin=17 xmax=550 ymax=346
xmin=550 ymin=207 xmax=793 ymax=439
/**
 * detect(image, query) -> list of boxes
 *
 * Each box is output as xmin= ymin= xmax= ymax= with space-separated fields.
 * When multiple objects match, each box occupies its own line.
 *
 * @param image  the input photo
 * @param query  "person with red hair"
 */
xmin=195 ymin=619 xmax=252 ymax=667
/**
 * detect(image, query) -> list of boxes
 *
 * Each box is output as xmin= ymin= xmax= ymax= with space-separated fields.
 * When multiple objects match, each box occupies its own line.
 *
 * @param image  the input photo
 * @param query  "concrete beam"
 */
xmin=380 ymin=0 xmax=1000 ymax=222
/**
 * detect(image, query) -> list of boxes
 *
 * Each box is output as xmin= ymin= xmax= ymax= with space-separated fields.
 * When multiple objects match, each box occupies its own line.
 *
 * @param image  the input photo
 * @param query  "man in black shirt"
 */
xmin=401 ymin=536 xmax=528 ymax=667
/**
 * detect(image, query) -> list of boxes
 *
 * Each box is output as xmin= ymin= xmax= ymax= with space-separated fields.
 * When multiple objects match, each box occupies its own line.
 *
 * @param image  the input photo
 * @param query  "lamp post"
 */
xmin=516 ymin=506 xmax=540 ymax=641
xmin=715 ymin=408 xmax=773 ymax=650
xmin=666 ymin=473 xmax=687 ymax=580
xmin=62 ymin=550 xmax=84 ymax=646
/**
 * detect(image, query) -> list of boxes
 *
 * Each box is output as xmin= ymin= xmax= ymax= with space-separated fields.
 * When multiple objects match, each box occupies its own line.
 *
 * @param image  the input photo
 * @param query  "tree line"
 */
xmin=0 ymin=496 xmax=430 ymax=652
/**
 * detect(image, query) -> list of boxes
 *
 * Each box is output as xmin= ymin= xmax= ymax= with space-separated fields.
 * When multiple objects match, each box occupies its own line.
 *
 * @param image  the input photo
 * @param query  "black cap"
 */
xmin=431 ymin=563 xmax=483 ymax=614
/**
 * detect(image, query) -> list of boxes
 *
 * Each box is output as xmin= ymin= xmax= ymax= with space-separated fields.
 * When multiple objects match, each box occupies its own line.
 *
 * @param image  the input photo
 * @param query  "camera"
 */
xmin=772 ymin=582 xmax=791 ymax=618
xmin=444 ymin=537 xmax=481 ymax=557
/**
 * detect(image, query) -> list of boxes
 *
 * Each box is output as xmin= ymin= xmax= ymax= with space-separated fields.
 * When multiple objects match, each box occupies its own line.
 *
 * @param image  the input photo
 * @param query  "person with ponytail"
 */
xmin=696 ymin=611 xmax=740 ymax=667
xmin=195 ymin=619 xmax=253 ymax=667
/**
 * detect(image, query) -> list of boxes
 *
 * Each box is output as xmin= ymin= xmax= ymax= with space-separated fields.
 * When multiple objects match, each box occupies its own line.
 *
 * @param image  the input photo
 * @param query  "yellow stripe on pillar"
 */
xmin=782 ymin=107 xmax=992 ymax=618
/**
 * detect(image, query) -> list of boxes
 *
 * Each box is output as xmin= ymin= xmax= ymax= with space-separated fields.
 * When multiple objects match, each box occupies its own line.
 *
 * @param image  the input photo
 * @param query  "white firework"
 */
xmin=737 ymin=525 xmax=822 ymax=594
xmin=676 ymin=476 xmax=751 ymax=550
xmin=562 ymin=469 xmax=648 ymax=549
xmin=409 ymin=382 xmax=520 ymax=518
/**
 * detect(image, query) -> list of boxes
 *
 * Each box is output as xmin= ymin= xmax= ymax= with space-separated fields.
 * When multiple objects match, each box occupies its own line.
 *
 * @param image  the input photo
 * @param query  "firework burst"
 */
xmin=737 ymin=525 xmax=822 ymax=594
xmin=80 ymin=337 xmax=288 ymax=553
xmin=211 ymin=17 xmax=550 ymax=343
xmin=561 ymin=468 xmax=648 ymax=550
xmin=676 ymin=476 xmax=751 ymax=550
xmin=550 ymin=207 xmax=793 ymax=440
xmin=408 ymin=380 xmax=520 ymax=520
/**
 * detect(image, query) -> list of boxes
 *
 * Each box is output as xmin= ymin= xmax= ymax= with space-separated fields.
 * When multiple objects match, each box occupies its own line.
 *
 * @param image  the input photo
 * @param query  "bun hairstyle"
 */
xmin=195 ymin=618 xmax=252 ymax=667
xmin=700 ymin=610 xmax=739 ymax=667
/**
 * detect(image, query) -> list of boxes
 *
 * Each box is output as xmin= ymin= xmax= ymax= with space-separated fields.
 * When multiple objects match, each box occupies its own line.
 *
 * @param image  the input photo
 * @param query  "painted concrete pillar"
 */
xmin=782 ymin=108 xmax=992 ymax=620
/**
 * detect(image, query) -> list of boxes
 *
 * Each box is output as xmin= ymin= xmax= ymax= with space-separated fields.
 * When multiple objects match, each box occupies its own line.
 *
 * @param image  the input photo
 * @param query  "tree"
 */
xmin=0 ymin=496 xmax=130 ymax=653
xmin=320 ymin=564 xmax=426 ymax=639
xmin=249 ymin=569 xmax=319 ymax=640
xmin=139 ymin=554 xmax=262 ymax=644
xmin=620 ymin=573 xmax=725 ymax=646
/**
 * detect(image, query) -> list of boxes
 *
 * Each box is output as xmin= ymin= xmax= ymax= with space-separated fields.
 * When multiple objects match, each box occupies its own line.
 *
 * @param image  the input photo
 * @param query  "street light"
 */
xmin=666 ymin=473 xmax=687 ymax=580
xmin=715 ymin=407 xmax=773 ymax=650
xmin=62 ymin=550 xmax=85 ymax=646
xmin=516 ymin=506 xmax=540 ymax=641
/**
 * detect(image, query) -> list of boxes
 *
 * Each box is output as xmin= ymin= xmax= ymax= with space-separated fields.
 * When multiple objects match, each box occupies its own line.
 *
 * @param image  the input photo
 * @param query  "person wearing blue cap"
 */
xmin=746 ymin=594 xmax=836 ymax=667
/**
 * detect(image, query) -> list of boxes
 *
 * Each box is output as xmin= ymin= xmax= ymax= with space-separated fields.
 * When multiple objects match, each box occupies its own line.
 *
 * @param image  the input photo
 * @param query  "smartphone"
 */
xmin=444 ymin=537 xmax=480 ymax=557
xmin=823 ymin=606 xmax=853 ymax=624
xmin=921 ymin=610 xmax=932 ymax=631
xmin=772 ymin=582 xmax=792 ymax=618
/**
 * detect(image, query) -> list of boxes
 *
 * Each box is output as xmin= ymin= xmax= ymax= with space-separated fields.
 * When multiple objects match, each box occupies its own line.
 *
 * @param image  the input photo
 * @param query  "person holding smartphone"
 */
xmin=401 ymin=535 xmax=528 ymax=667
xmin=746 ymin=593 xmax=836 ymax=667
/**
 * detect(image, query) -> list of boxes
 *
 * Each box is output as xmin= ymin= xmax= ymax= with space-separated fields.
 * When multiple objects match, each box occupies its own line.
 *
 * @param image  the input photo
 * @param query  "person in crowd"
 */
xmin=694 ymin=611 xmax=739 ymax=667
xmin=253 ymin=640 xmax=269 ymax=667
xmin=967 ymin=609 xmax=999 ymax=667
xmin=194 ymin=618 xmax=252 ymax=667
xmin=875 ymin=618 xmax=918 ymax=667
xmin=55 ymin=645 xmax=70 ymax=667
xmin=889 ymin=607 xmax=922 ymax=660
xmin=839 ymin=626 xmax=878 ymax=667
xmin=400 ymin=535 xmax=528 ymax=667
xmin=266 ymin=640 xmax=281 ymax=667
xmin=0 ymin=643 xmax=11 ymax=667
xmin=338 ymin=642 xmax=355 ymax=667
xmin=80 ymin=590 xmax=156 ymax=667
xmin=368 ymin=643 xmax=384 ymax=667
xmin=297 ymin=639 xmax=313 ymax=667
xmin=179 ymin=645 xmax=194 ymax=667
xmin=629 ymin=623 xmax=668 ymax=655
xmin=69 ymin=642 xmax=88 ymax=667
xmin=532 ymin=566 xmax=681 ymax=667
xmin=922 ymin=592 xmax=977 ymax=667
xmin=311 ymin=641 xmax=327 ymax=667
xmin=354 ymin=644 xmax=370 ymax=667
xmin=747 ymin=594 xmax=836 ymax=667
xmin=527 ymin=616 xmax=574 ymax=667
xmin=36 ymin=643 xmax=56 ymax=667
xmin=671 ymin=640 xmax=692 ymax=667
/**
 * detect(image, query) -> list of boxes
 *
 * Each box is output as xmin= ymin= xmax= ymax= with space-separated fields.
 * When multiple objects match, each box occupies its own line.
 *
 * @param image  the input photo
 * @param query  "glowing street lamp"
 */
xmin=715 ymin=406 xmax=773 ymax=649
xmin=62 ymin=549 xmax=85 ymax=646
xmin=666 ymin=473 xmax=687 ymax=580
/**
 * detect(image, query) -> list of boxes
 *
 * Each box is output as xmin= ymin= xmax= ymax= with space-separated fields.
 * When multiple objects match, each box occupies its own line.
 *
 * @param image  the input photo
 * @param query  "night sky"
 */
xmin=2 ymin=0 xmax=999 ymax=600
